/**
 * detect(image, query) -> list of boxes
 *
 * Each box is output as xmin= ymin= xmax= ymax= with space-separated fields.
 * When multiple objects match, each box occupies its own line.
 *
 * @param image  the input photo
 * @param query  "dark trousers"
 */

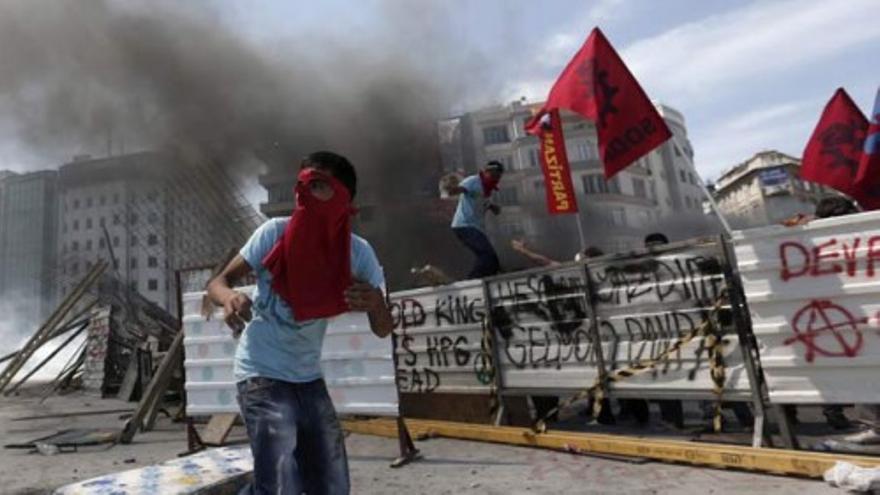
xmin=453 ymin=227 xmax=500 ymax=278
xmin=236 ymin=377 xmax=350 ymax=495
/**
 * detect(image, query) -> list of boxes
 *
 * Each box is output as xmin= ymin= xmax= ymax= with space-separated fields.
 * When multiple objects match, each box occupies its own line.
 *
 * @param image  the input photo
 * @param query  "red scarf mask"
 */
xmin=262 ymin=168 xmax=354 ymax=321
xmin=480 ymin=171 xmax=500 ymax=197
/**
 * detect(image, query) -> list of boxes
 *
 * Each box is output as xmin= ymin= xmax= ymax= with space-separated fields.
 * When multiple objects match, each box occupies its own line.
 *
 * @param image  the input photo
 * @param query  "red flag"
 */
xmin=854 ymin=88 xmax=880 ymax=210
xmin=526 ymin=27 xmax=671 ymax=179
xmin=801 ymin=88 xmax=868 ymax=203
xmin=536 ymin=109 xmax=578 ymax=214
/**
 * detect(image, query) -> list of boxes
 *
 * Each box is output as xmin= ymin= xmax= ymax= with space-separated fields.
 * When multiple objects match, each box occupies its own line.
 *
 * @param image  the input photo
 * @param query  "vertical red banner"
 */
xmin=538 ymin=109 xmax=578 ymax=214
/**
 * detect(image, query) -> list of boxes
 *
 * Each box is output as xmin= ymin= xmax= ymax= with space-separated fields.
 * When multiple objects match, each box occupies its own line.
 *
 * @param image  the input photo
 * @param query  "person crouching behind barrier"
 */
xmin=207 ymin=151 xmax=394 ymax=495
xmin=446 ymin=160 xmax=504 ymax=279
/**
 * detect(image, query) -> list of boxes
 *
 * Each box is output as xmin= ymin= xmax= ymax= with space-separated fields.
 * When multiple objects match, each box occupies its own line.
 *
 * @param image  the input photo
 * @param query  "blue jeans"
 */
xmin=453 ymin=227 xmax=500 ymax=278
xmin=236 ymin=377 xmax=350 ymax=494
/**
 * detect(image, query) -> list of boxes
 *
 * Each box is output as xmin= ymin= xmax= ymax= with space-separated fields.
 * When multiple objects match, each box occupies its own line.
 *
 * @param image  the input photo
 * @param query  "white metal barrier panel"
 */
xmin=734 ymin=211 xmax=880 ymax=404
xmin=389 ymin=280 xmax=494 ymax=395
xmin=589 ymin=238 xmax=753 ymax=400
xmin=181 ymin=287 xmax=399 ymax=416
xmin=485 ymin=264 xmax=599 ymax=393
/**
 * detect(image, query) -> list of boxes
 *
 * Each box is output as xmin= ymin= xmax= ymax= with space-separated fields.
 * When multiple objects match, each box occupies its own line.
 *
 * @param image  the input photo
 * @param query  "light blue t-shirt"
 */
xmin=451 ymin=175 xmax=487 ymax=230
xmin=234 ymin=217 xmax=385 ymax=384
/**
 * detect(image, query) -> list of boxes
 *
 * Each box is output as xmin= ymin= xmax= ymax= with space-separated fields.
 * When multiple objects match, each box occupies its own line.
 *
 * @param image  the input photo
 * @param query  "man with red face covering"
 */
xmin=207 ymin=151 xmax=393 ymax=495
xmin=444 ymin=160 xmax=504 ymax=278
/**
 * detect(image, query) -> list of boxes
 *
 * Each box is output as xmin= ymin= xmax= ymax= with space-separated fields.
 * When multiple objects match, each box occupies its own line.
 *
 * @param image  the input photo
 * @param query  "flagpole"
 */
xmin=574 ymin=213 xmax=587 ymax=252
xmin=696 ymin=176 xmax=733 ymax=236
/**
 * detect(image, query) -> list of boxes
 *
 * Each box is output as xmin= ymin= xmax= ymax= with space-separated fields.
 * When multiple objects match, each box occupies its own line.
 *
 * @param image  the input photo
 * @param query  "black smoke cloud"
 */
xmin=0 ymin=0 xmax=507 ymax=288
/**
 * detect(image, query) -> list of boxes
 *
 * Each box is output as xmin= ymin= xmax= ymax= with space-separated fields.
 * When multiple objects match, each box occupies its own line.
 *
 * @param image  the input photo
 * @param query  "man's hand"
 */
xmin=223 ymin=292 xmax=253 ymax=335
xmin=346 ymin=279 xmax=394 ymax=338
xmin=344 ymin=281 xmax=384 ymax=312
xmin=488 ymin=203 xmax=501 ymax=215
xmin=511 ymin=239 xmax=526 ymax=252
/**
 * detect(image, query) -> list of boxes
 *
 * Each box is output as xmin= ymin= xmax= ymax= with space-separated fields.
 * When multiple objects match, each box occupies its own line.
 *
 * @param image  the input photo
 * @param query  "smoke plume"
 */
xmin=0 ymin=0 xmax=510 ymax=289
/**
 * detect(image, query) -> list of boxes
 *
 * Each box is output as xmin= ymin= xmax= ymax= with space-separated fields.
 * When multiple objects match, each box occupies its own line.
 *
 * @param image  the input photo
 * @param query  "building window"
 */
xmin=148 ymin=279 xmax=158 ymax=291
xmin=130 ymin=257 xmax=137 ymax=269
xmin=99 ymin=217 xmax=105 ymax=227
xmin=148 ymin=234 xmax=158 ymax=246
xmin=582 ymin=174 xmax=620 ymax=195
xmin=72 ymin=241 xmax=79 ymax=251
xmin=575 ymin=142 xmax=595 ymax=161
xmin=534 ymin=179 xmax=544 ymax=191
xmin=528 ymin=148 xmax=540 ymax=168
xmin=130 ymin=280 xmax=137 ymax=291
xmin=632 ymin=178 xmax=647 ymax=199
xmin=86 ymin=197 xmax=93 ymax=208
xmin=100 ymin=195 xmax=106 ymax=206
xmin=86 ymin=239 xmax=92 ymax=251
xmin=148 ymin=256 xmax=158 ymax=268
xmin=679 ymin=169 xmax=687 ymax=183
xmin=73 ymin=220 xmax=79 ymax=231
xmin=131 ymin=236 xmax=138 ymax=246
xmin=482 ymin=125 xmax=510 ymax=145
xmin=73 ymin=199 xmax=80 ymax=209
xmin=608 ymin=208 xmax=627 ymax=227
xmin=86 ymin=218 xmax=92 ymax=230
xmin=689 ymin=172 xmax=697 ymax=185
xmin=685 ymin=196 xmax=692 ymax=208
xmin=113 ymin=214 xmax=121 ymax=225
xmin=99 ymin=238 xmax=105 ymax=249
xmin=62 ymin=222 xmax=67 ymax=233
xmin=130 ymin=213 xmax=138 ymax=225
xmin=148 ymin=212 xmax=158 ymax=224
xmin=113 ymin=236 xmax=120 ymax=247
xmin=71 ymin=262 xmax=79 ymax=275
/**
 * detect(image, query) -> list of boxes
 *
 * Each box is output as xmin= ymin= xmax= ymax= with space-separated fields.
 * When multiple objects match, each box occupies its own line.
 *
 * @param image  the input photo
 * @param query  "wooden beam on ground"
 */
xmin=4 ymin=322 xmax=89 ymax=396
xmin=12 ymin=408 xmax=134 ymax=422
xmin=0 ymin=262 xmax=106 ymax=392
xmin=201 ymin=413 xmax=239 ymax=446
xmin=341 ymin=418 xmax=880 ymax=479
xmin=119 ymin=329 xmax=184 ymax=444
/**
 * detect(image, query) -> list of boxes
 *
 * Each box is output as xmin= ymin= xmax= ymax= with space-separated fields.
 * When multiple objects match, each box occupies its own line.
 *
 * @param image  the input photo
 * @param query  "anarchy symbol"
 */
xmin=784 ymin=299 xmax=865 ymax=362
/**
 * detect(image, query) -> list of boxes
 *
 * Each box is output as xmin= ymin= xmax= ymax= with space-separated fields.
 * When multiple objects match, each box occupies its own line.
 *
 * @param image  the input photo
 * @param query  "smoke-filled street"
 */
xmin=1 ymin=1 xmax=880 ymax=494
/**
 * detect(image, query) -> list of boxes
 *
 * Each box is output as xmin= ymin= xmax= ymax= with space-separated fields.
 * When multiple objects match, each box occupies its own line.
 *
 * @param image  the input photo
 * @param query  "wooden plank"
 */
xmin=342 ymin=418 xmax=880 ymax=479
xmin=116 ymin=351 xmax=140 ymax=402
xmin=201 ymin=413 xmax=239 ymax=446
xmin=119 ymin=330 xmax=184 ymax=444
xmin=4 ymin=323 xmax=89 ymax=396
xmin=0 ymin=262 xmax=106 ymax=392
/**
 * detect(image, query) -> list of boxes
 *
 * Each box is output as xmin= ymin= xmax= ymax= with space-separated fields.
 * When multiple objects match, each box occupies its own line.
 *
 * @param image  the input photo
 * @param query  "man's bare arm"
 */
xmin=510 ymin=239 xmax=560 ymax=267
xmin=207 ymin=255 xmax=254 ymax=334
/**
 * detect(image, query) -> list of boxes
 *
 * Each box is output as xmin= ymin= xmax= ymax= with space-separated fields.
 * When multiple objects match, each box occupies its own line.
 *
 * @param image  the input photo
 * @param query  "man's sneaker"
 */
xmin=843 ymin=429 xmax=880 ymax=445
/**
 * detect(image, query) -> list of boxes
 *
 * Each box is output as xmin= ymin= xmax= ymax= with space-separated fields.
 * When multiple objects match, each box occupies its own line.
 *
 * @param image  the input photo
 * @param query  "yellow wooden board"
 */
xmin=341 ymin=418 xmax=880 ymax=479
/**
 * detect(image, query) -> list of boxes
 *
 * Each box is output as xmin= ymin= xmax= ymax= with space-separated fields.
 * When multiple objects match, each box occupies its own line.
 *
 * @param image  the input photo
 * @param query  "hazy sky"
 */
xmin=1 ymin=0 xmax=878 ymax=182
xmin=219 ymin=0 xmax=879 ymax=180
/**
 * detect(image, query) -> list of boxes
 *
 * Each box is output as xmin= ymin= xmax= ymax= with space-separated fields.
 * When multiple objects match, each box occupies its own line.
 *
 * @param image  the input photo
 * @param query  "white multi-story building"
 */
xmin=56 ymin=152 xmax=260 ymax=312
xmin=57 ymin=153 xmax=174 ymax=309
xmin=0 ymin=170 xmax=58 ymax=321
xmin=713 ymin=150 xmax=835 ymax=229
xmin=439 ymin=100 xmax=714 ymax=262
